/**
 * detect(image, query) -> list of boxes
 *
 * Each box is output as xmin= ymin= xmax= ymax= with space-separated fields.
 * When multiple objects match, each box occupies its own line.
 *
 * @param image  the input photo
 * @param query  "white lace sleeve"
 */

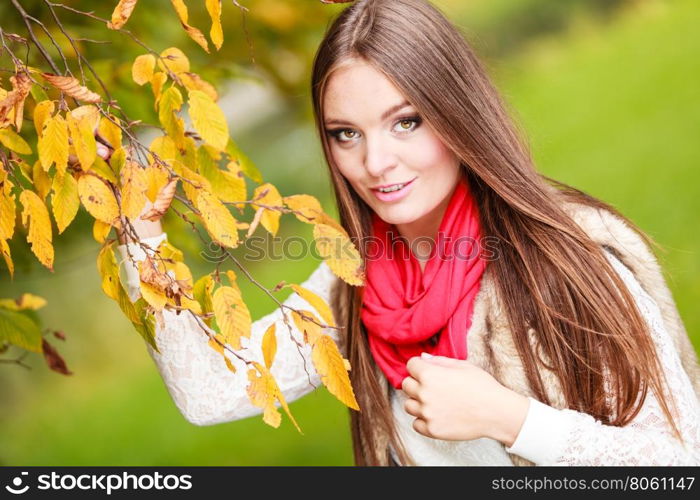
xmin=506 ymin=251 xmax=700 ymax=465
xmin=116 ymin=234 xmax=342 ymax=426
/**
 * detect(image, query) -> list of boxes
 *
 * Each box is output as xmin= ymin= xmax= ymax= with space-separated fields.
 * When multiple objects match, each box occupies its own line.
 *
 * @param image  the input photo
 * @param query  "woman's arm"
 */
xmin=116 ymin=234 xmax=341 ymax=426
xmin=505 ymin=252 xmax=700 ymax=465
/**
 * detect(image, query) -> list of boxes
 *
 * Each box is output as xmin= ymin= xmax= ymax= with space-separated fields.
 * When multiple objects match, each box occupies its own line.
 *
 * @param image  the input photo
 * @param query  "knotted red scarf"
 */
xmin=360 ymin=175 xmax=487 ymax=389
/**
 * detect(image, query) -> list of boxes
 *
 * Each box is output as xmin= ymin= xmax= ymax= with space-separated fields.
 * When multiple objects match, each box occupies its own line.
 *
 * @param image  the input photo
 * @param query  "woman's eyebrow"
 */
xmin=324 ymin=100 xmax=412 ymax=126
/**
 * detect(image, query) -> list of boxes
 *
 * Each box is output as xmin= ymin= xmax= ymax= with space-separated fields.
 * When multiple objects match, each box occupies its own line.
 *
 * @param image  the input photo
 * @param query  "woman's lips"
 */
xmin=371 ymin=177 xmax=416 ymax=202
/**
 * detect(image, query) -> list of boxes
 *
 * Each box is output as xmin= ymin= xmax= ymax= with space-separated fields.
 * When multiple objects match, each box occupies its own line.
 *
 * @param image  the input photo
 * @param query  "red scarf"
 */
xmin=360 ymin=175 xmax=487 ymax=389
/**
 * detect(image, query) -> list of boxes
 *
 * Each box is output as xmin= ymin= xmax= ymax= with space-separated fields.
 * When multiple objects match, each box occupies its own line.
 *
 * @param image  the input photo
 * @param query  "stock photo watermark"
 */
xmin=199 ymin=231 xmax=503 ymax=264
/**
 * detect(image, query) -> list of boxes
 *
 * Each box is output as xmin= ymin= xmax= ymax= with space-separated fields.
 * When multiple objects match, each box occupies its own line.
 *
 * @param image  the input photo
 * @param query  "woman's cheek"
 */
xmin=410 ymin=136 xmax=454 ymax=174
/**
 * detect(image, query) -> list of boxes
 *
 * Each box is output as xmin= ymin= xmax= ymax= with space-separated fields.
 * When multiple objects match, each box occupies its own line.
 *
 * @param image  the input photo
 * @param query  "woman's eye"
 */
xmin=328 ymin=129 xmax=359 ymax=143
xmin=394 ymin=116 xmax=422 ymax=133
xmin=327 ymin=116 xmax=421 ymax=144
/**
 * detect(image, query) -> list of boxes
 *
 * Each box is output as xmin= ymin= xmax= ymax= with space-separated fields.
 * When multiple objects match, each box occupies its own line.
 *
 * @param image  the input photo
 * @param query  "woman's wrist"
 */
xmin=116 ymin=200 xmax=164 ymax=244
xmin=489 ymin=387 xmax=530 ymax=447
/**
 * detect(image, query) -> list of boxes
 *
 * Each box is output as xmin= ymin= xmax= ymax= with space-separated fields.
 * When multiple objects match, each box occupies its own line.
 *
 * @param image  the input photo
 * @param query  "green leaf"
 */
xmin=132 ymin=298 xmax=158 ymax=353
xmin=91 ymin=157 xmax=119 ymax=184
xmin=0 ymin=308 xmax=43 ymax=353
xmin=193 ymin=274 xmax=215 ymax=327
xmin=226 ymin=138 xmax=263 ymax=184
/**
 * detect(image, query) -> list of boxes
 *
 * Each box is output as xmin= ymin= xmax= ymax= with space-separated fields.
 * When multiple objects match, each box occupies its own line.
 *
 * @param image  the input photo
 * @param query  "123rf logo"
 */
xmin=5 ymin=471 xmax=193 ymax=495
xmin=5 ymin=472 xmax=30 ymax=494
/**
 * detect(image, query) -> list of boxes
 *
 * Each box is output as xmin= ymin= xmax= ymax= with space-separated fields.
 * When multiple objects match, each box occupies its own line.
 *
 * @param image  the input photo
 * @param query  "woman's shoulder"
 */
xmin=551 ymin=190 xmax=700 ymax=395
xmin=555 ymin=194 xmax=655 ymax=268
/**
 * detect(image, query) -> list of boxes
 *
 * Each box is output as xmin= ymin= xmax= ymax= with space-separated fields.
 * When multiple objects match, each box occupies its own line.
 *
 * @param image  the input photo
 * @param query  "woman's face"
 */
xmin=322 ymin=59 xmax=462 ymax=238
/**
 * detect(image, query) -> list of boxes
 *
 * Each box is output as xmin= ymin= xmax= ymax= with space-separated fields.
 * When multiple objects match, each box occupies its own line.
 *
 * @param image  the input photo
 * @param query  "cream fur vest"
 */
xmin=360 ymin=201 xmax=700 ymax=466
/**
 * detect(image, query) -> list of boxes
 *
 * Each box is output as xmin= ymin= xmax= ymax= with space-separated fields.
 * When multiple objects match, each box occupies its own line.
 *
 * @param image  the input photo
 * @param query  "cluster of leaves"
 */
xmin=0 ymin=0 xmax=364 ymax=431
xmin=0 ymin=292 xmax=70 ymax=375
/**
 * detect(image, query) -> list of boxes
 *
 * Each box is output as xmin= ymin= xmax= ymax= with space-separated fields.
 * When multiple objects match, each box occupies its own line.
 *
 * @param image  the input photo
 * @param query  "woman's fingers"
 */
xmin=401 ymin=375 xmax=421 ymax=400
xmin=403 ymin=396 xmax=423 ymax=418
xmin=96 ymin=142 xmax=110 ymax=160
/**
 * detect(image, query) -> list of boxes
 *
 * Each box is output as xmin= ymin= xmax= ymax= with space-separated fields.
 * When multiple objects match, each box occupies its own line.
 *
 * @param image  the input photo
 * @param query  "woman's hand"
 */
xmin=401 ymin=353 xmax=530 ymax=446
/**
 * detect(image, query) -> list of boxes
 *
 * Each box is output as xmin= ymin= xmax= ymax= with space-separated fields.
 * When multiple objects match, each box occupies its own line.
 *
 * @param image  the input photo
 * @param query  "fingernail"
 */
xmin=421 ymin=352 xmax=434 ymax=359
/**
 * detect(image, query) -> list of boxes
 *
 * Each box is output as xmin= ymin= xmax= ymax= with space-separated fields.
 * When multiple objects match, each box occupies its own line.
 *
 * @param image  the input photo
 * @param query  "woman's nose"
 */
xmin=364 ymin=134 xmax=397 ymax=178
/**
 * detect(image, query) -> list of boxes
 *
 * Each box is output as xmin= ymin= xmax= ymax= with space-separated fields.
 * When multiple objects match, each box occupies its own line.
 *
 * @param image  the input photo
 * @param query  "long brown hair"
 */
xmin=310 ymin=0 xmax=681 ymax=466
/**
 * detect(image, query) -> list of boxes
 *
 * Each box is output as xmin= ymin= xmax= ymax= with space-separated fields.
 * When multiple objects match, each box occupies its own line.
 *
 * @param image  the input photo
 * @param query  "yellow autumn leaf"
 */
xmin=0 ymin=87 xmax=14 ymax=129
xmin=32 ymin=161 xmax=52 ymax=200
xmin=41 ymin=73 xmax=101 ymax=103
xmin=197 ymin=147 xmax=245 ymax=203
xmin=91 ymin=156 xmax=119 ymax=184
xmin=178 ymin=72 xmax=218 ymax=101
xmin=224 ymin=269 xmax=237 ymax=285
xmin=120 ymin=161 xmax=148 ymax=219
xmin=0 ymin=71 xmax=31 ymax=131
xmin=66 ymin=112 xmax=97 ymax=171
xmin=157 ymin=47 xmax=190 ymax=74
xmin=224 ymin=355 xmax=237 ymax=373
xmin=169 ymin=1 xmax=210 ymax=53
xmin=140 ymin=281 xmax=168 ymax=311
xmin=312 ymin=334 xmax=359 ymax=410
xmin=212 ymin=284 xmax=251 ymax=350
xmin=38 ymin=114 xmax=69 ymax=174
xmin=93 ymin=220 xmax=111 ymax=243
xmin=20 ymin=293 xmax=47 ymax=310
xmin=158 ymin=86 xmax=186 ymax=149
xmin=143 ymin=169 xmax=173 ymax=209
xmin=51 ymin=171 xmax=80 ymax=234
xmin=207 ymin=334 xmax=237 ymax=373
xmin=188 ymin=90 xmax=228 ymax=151
xmin=15 ymin=159 xmax=33 ymax=185
xmin=208 ymin=333 xmax=225 ymax=355
xmin=205 ymin=0 xmax=224 ymax=50
xmin=148 ymin=135 xmax=178 ymax=164
xmin=33 ymin=100 xmax=55 ymax=136
xmin=313 ymin=223 xmax=365 ymax=286
xmin=262 ymin=322 xmax=277 ymax=369
xmin=172 ymin=160 xmax=210 ymax=204
xmin=0 ymin=293 xmax=47 ymax=311
xmin=107 ymin=0 xmax=138 ymax=29
xmin=160 ymin=260 xmax=200 ymax=314
xmin=283 ymin=193 xmax=346 ymax=233
xmin=291 ymin=309 xmax=323 ymax=346
xmin=19 ymin=190 xmax=54 ymax=271
xmin=283 ymin=194 xmax=322 ymax=222
xmin=77 ymin=174 xmax=120 ymax=225
xmin=196 ymin=189 xmax=239 ymax=248
xmin=290 ymin=284 xmax=335 ymax=327
xmin=252 ymin=183 xmax=283 ymax=237
xmin=150 ymin=72 xmax=168 ymax=108
xmin=97 ymin=241 xmax=120 ymax=300
xmin=97 ymin=114 xmax=122 ymax=150
xmin=0 ymin=128 xmax=32 ymax=155
xmin=193 ymin=274 xmax=215 ymax=327
xmin=141 ymin=177 xmax=177 ymax=221
xmin=132 ymin=54 xmax=156 ymax=86
xmin=70 ymin=105 xmax=100 ymax=132
xmin=0 ymin=184 xmax=15 ymax=241
xmin=246 ymin=362 xmax=301 ymax=432
xmin=0 ymin=238 xmax=13 ymax=277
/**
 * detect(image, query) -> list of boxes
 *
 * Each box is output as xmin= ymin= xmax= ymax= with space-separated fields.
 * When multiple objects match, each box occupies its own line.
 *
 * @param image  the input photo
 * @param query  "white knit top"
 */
xmin=117 ymin=234 xmax=700 ymax=465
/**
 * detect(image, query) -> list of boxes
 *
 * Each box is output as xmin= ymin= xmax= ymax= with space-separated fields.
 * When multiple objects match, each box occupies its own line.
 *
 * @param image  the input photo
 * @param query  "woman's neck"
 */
xmin=393 ymin=182 xmax=456 ymax=270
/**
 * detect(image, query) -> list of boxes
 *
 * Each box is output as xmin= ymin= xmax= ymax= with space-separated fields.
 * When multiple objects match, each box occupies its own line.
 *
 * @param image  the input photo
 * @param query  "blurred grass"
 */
xmin=493 ymin=0 xmax=699 ymax=344
xmin=0 ymin=0 xmax=697 ymax=465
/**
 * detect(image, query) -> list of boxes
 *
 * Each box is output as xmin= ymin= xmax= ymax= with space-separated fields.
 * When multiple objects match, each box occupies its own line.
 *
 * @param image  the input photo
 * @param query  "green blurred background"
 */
xmin=0 ymin=0 xmax=698 ymax=465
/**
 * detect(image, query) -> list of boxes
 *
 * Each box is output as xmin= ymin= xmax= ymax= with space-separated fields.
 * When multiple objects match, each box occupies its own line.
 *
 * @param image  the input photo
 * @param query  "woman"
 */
xmin=117 ymin=0 xmax=700 ymax=465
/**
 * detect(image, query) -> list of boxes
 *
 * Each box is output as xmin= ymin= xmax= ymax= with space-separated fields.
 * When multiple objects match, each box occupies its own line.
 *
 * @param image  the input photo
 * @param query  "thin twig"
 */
xmin=9 ymin=0 xmax=61 ymax=74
